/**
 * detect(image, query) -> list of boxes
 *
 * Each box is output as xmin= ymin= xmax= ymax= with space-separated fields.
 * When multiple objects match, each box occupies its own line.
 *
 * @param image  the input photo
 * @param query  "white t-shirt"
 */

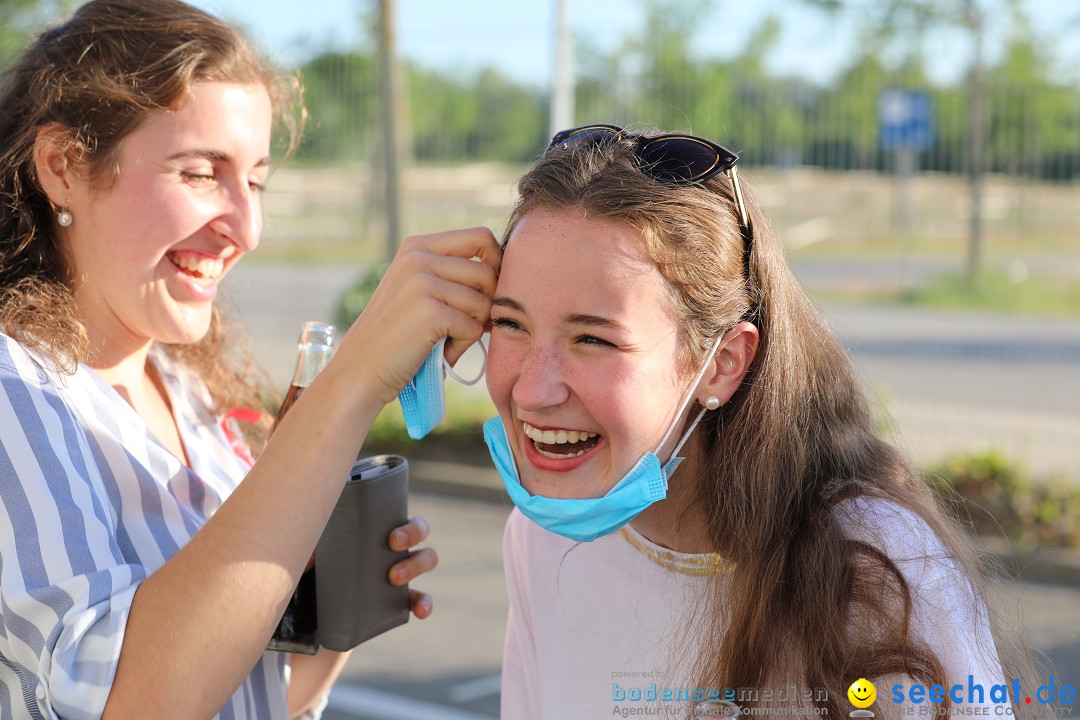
xmin=501 ymin=496 xmax=1004 ymax=719
xmin=0 ymin=334 xmax=291 ymax=719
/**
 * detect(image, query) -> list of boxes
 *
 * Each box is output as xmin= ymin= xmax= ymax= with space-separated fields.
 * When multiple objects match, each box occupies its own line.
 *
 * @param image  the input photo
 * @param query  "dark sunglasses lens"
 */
xmin=549 ymin=125 xmax=620 ymax=150
xmin=638 ymin=138 xmax=726 ymax=183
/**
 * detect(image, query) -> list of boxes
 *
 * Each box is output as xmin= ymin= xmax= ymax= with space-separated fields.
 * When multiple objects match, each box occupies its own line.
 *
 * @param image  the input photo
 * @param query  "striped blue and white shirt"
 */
xmin=0 ymin=333 xmax=290 ymax=719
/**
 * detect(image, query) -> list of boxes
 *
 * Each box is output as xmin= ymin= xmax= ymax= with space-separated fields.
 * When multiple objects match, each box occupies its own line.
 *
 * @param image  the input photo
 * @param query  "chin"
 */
xmin=158 ymin=312 xmax=214 ymax=346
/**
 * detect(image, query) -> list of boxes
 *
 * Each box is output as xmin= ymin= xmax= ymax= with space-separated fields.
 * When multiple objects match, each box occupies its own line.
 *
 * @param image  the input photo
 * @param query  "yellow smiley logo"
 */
xmin=847 ymin=678 xmax=876 ymax=709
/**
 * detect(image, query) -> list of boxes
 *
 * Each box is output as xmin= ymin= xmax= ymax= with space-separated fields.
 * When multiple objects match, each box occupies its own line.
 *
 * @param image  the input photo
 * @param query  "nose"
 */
xmin=511 ymin=344 xmax=571 ymax=413
xmin=209 ymin=178 xmax=261 ymax=253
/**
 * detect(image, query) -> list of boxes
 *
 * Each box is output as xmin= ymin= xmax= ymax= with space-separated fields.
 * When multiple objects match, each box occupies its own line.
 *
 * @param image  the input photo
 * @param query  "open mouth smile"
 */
xmin=167 ymin=251 xmax=225 ymax=286
xmin=523 ymin=421 xmax=600 ymax=459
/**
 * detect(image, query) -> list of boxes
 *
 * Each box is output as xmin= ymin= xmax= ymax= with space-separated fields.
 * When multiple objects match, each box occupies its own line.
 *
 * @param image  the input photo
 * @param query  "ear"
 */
xmin=696 ymin=321 xmax=759 ymax=408
xmin=33 ymin=124 xmax=76 ymax=208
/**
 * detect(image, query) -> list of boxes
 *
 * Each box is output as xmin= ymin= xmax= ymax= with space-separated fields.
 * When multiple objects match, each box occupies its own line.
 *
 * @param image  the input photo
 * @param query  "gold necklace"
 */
xmin=619 ymin=527 xmax=735 ymax=577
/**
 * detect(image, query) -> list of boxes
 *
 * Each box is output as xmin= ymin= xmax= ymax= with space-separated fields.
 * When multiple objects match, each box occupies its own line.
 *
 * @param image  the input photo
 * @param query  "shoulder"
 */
xmin=0 ymin=332 xmax=58 ymax=386
xmin=833 ymin=494 xmax=952 ymax=564
xmin=0 ymin=332 xmax=91 ymax=424
xmin=835 ymin=497 xmax=1004 ymax=688
xmin=833 ymin=494 xmax=987 ymax=627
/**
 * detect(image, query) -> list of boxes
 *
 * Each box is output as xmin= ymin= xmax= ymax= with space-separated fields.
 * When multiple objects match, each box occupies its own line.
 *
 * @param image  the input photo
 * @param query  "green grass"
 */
xmin=813 ymin=269 xmax=1080 ymax=317
xmin=902 ymin=270 xmax=1080 ymax=315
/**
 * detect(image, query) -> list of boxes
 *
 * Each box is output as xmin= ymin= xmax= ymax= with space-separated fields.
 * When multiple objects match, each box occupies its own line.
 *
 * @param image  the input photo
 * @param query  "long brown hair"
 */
xmin=0 ymin=0 xmax=305 ymax=436
xmin=504 ymin=130 xmax=1046 ymax=718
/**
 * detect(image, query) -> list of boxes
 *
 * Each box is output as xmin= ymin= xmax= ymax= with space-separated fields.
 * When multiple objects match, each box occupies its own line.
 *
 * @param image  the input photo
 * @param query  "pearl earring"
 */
xmin=704 ymin=396 xmax=721 ymax=411
xmin=57 ymin=208 xmax=73 ymax=227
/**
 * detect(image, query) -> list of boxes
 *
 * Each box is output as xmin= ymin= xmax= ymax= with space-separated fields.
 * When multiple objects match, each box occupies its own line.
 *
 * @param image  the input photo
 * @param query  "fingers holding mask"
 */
xmin=406 ymin=227 xmax=499 ymax=366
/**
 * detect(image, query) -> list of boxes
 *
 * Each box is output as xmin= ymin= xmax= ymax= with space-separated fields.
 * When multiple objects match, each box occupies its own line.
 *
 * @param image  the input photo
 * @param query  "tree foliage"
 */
xmin=3 ymin=0 xmax=1079 ymax=180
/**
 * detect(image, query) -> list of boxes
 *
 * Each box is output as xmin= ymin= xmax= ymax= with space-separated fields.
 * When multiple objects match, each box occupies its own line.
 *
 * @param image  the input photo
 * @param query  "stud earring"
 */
xmin=704 ymin=396 xmax=721 ymax=411
xmin=57 ymin=208 xmax=73 ymax=227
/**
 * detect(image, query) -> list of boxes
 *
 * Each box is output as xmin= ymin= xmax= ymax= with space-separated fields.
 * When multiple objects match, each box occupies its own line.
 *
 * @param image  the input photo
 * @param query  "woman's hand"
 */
xmin=339 ymin=227 xmax=501 ymax=405
xmin=387 ymin=516 xmax=438 ymax=619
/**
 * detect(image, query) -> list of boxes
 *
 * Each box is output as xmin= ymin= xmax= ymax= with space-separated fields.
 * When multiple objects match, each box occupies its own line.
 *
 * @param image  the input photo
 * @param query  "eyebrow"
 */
xmin=168 ymin=149 xmax=271 ymax=167
xmin=492 ymin=296 xmax=627 ymax=332
xmin=564 ymin=312 xmax=627 ymax=332
xmin=492 ymin=296 xmax=525 ymax=313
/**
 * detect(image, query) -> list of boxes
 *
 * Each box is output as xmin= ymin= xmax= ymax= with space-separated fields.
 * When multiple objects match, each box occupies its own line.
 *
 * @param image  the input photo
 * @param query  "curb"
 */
xmin=977 ymin=536 xmax=1080 ymax=587
xmin=407 ymin=459 xmax=1080 ymax=587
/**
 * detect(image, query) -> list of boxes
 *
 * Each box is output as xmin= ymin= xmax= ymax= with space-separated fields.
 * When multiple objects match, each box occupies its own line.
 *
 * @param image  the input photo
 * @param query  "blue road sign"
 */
xmin=879 ymin=89 xmax=934 ymax=151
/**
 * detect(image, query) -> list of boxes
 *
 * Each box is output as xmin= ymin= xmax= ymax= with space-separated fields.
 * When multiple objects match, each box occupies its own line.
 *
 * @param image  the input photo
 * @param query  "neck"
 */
xmin=628 ymin=440 xmax=713 ymax=554
xmin=84 ymin=323 xmax=155 ymax=411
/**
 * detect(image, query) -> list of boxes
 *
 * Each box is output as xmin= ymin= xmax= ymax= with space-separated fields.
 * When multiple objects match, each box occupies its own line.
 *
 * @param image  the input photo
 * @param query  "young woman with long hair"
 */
xmin=485 ymin=125 xmax=1044 ymax=719
xmin=0 ymin=1 xmax=498 ymax=717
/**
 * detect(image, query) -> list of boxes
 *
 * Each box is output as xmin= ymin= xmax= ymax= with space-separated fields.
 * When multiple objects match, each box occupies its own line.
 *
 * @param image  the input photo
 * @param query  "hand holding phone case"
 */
xmin=315 ymin=455 xmax=411 ymax=651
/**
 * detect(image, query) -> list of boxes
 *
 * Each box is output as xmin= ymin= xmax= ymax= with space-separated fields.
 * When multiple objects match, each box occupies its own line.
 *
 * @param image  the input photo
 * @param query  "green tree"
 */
xmin=468 ymin=68 xmax=546 ymax=162
xmin=295 ymin=50 xmax=380 ymax=163
xmin=1 ymin=0 xmax=69 ymax=70
xmin=809 ymin=50 xmax=889 ymax=169
xmin=632 ymin=0 xmax=715 ymax=132
xmin=408 ymin=66 xmax=545 ymax=164
xmin=722 ymin=16 xmax=806 ymax=165
xmin=803 ymin=0 xmax=1029 ymax=279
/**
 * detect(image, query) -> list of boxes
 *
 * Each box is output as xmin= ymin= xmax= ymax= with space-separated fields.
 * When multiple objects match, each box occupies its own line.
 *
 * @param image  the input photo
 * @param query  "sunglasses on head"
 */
xmin=546 ymin=124 xmax=752 ymax=246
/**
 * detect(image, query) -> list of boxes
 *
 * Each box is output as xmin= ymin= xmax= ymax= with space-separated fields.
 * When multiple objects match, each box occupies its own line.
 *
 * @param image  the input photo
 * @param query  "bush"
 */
xmin=335 ymin=264 xmax=388 ymax=330
xmin=928 ymin=449 xmax=1080 ymax=550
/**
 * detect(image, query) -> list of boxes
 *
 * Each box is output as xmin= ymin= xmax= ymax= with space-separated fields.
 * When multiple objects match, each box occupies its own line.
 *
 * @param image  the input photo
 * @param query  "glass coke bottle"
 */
xmin=266 ymin=320 xmax=337 ymax=654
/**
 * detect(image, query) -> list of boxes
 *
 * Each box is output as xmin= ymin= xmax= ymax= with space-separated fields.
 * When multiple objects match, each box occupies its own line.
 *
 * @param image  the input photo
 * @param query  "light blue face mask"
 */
xmin=483 ymin=335 xmax=724 ymax=543
xmin=398 ymin=337 xmax=487 ymax=439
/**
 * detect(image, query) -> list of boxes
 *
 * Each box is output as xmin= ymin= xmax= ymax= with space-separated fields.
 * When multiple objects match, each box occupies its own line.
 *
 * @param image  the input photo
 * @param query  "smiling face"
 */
xmin=485 ymin=207 xmax=699 ymax=500
xmin=847 ymin=678 xmax=877 ymax=709
xmin=58 ymin=81 xmax=272 ymax=361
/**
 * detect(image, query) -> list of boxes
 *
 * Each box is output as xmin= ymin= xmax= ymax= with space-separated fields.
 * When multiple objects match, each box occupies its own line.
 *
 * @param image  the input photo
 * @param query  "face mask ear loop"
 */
xmin=443 ymin=337 xmax=488 ymax=386
xmin=669 ymin=406 xmax=709 ymax=459
xmin=652 ymin=332 xmax=727 ymax=460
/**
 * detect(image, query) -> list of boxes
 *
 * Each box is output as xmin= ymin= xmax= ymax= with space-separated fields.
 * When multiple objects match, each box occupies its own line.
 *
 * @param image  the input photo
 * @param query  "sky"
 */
xmin=186 ymin=0 xmax=1080 ymax=89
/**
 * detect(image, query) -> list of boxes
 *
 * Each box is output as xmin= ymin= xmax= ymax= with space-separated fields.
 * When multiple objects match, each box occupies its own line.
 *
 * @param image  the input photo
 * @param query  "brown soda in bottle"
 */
xmin=266 ymin=321 xmax=337 ymax=654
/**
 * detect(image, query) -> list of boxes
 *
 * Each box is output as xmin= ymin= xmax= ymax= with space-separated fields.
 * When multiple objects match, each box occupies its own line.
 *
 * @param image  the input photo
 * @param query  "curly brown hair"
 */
xmin=0 ymin=0 xmax=306 ymax=443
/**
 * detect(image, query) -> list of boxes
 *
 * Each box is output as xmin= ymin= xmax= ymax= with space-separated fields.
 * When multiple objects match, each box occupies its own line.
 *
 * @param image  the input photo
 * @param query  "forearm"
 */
xmin=287 ymin=648 xmax=351 ymax=718
xmin=102 ymin=367 xmax=381 ymax=719
xmin=100 ymin=228 xmax=496 ymax=719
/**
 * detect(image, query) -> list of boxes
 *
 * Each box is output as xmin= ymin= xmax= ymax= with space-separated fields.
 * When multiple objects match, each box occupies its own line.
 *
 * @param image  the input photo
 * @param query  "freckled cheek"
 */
xmin=483 ymin=347 xmax=521 ymax=414
xmin=576 ymin=379 xmax=636 ymax=436
xmin=585 ymin=369 xmax=674 ymax=447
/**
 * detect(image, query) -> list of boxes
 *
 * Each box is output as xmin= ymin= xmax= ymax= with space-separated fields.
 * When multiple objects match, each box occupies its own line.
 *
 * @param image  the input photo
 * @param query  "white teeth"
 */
xmin=169 ymin=253 xmax=224 ymax=281
xmin=522 ymin=422 xmax=598 ymax=451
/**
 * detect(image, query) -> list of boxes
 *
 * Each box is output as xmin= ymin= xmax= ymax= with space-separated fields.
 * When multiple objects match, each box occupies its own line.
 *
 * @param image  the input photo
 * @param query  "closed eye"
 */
xmin=491 ymin=316 xmax=524 ymax=333
xmin=181 ymin=171 xmax=215 ymax=184
xmin=576 ymin=334 xmax=614 ymax=347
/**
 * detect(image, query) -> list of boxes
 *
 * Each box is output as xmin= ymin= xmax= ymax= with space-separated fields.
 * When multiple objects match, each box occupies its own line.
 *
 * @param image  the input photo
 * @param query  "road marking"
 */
xmin=327 ymin=682 xmax=495 ymax=720
xmin=448 ymin=673 xmax=502 ymax=703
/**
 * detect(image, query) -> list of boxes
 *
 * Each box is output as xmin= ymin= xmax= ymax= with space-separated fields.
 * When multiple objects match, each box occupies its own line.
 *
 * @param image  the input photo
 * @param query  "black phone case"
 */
xmin=315 ymin=455 xmax=410 ymax=651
